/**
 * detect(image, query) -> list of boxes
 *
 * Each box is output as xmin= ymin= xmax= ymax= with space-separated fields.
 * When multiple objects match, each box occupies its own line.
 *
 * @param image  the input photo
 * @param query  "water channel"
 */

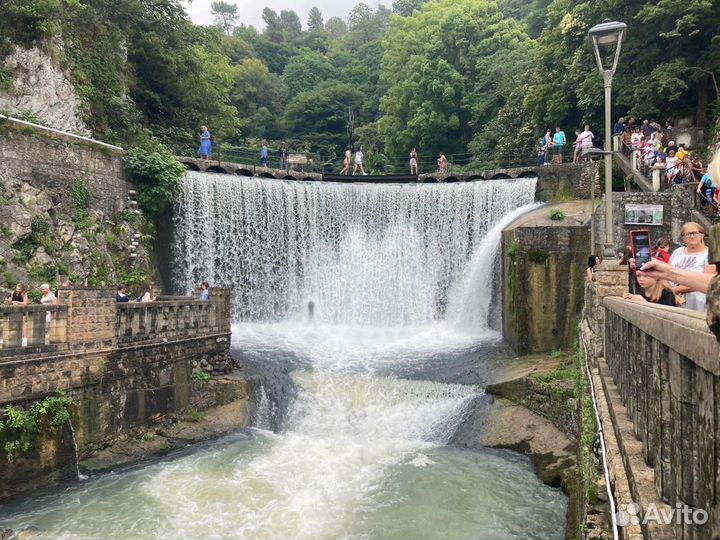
xmin=0 ymin=174 xmax=567 ymax=539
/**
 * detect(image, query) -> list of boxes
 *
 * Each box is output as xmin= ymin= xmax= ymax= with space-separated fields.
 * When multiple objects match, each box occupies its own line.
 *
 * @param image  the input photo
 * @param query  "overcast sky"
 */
xmin=183 ymin=0 xmax=382 ymax=30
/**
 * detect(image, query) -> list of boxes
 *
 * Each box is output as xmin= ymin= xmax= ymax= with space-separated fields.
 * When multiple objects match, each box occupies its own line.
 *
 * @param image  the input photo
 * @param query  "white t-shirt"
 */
xmin=669 ymin=246 xmax=708 ymax=312
xmin=354 ymin=151 xmax=364 ymax=164
xmin=578 ymin=130 xmax=594 ymax=148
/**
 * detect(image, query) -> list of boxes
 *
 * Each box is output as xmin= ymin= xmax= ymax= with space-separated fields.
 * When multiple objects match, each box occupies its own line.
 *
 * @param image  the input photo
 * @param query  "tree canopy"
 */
xmin=1 ymin=0 xmax=717 ymax=169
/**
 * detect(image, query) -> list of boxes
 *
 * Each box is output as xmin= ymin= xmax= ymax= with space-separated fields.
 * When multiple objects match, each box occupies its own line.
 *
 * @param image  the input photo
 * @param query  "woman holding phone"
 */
xmin=668 ymin=221 xmax=709 ymax=312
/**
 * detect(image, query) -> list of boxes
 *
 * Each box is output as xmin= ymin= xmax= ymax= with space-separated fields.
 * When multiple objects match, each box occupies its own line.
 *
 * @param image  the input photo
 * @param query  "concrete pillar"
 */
xmin=208 ymin=288 xmax=231 ymax=334
xmin=613 ymin=134 xmax=622 ymax=152
xmin=631 ymin=149 xmax=641 ymax=171
xmin=652 ymin=167 xmax=661 ymax=192
xmin=61 ymin=288 xmax=118 ymax=351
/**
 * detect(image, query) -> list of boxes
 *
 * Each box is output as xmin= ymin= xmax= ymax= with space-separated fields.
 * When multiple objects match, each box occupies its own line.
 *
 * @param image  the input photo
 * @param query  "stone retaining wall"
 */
xmin=0 ymin=116 xmax=128 ymax=217
xmin=0 ymin=288 xmax=239 ymax=497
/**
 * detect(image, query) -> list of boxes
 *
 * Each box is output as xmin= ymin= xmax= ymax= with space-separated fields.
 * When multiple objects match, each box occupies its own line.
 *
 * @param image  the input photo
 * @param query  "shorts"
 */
xmin=553 ymin=145 xmax=564 ymax=155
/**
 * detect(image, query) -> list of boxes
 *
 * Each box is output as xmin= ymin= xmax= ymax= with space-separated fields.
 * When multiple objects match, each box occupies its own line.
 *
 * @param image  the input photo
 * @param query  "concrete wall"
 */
xmin=535 ymin=162 xmax=600 ymax=202
xmin=502 ymin=203 xmax=590 ymax=354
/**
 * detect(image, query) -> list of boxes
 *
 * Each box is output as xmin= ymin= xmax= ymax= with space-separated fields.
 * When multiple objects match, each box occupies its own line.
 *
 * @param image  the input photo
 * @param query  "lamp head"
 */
xmin=589 ymin=20 xmax=627 ymax=47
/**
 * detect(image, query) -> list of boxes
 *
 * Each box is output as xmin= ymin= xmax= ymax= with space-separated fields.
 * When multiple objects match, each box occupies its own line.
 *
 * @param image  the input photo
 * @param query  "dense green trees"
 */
xmin=1 ymin=0 xmax=718 ymax=168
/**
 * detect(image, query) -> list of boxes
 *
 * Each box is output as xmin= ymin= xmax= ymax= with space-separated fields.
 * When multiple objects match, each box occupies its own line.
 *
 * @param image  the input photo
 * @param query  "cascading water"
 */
xmin=172 ymin=173 xmax=538 ymax=326
xmin=0 ymin=174 xmax=567 ymax=539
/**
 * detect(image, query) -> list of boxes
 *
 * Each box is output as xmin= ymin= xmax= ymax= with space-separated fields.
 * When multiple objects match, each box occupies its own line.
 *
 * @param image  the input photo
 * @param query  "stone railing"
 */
xmin=603 ymin=296 xmax=720 ymax=538
xmin=0 ymin=305 xmax=68 ymax=358
xmin=116 ymin=299 xmax=221 ymax=344
xmin=0 ymin=288 xmax=231 ymax=359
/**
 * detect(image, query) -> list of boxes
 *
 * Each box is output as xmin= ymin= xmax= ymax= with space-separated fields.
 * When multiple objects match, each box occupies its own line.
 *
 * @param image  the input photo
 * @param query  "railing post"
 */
xmin=27 ymin=311 xmax=46 ymax=346
xmin=49 ymin=308 xmax=67 ymax=344
xmin=2 ymin=312 xmax=23 ymax=348
xmin=613 ymin=134 xmax=622 ymax=152
xmin=652 ymin=167 xmax=661 ymax=192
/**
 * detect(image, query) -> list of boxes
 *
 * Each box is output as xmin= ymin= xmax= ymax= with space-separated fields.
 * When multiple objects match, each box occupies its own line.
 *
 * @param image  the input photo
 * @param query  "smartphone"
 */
xmin=630 ymin=229 xmax=652 ymax=267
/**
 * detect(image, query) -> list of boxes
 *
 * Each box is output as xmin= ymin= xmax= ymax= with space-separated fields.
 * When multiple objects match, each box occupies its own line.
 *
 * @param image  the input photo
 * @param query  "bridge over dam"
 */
xmin=177 ymin=156 xmax=599 ymax=201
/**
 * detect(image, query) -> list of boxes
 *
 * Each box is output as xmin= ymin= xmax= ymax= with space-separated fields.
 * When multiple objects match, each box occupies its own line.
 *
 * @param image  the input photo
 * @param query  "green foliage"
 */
xmin=118 ymin=208 xmax=138 ymax=225
xmin=187 ymin=408 xmax=204 ymax=422
xmin=0 ymin=392 xmax=73 ymax=462
xmin=0 ymin=68 xmax=12 ymax=90
xmin=71 ymin=179 xmax=90 ymax=218
xmin=549 ymin=208 xmax=566 ymax=220
xmin=27 ymin=290 xmax=42 ymax=304
xmin=31 ymin=216 xmax=49 ymax=237
xmin=28 ymin=264 xmax=57 ymax=284
xmin=532 ymin=343 xmax=600 ymax=504
xmin=379 ymin=0 xmax=533 ymax=160
xmin=125 ymin=141 xmax=186 ymax=217
xmin=192 ymin=371 xmax=211 ymax=384
xmin=528 ymin=250 xmax=548 ymax=264
xmin=2 ymin=270 xmax=17 ymax=289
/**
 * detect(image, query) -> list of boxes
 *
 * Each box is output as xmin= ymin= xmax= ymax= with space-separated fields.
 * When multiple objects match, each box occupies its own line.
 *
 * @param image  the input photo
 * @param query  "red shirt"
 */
xmin=653 ymin=249 xmax=671 ymax=264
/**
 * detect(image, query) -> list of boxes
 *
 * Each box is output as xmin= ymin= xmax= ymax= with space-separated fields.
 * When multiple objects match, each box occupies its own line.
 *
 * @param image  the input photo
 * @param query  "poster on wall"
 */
xmin=624 ymin=204 xmax=663 ymax=226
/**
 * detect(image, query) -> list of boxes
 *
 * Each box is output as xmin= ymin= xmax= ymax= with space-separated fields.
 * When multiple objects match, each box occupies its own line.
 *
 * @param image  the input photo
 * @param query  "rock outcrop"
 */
xmin=0 ymin=40 xmax=88 ymax=135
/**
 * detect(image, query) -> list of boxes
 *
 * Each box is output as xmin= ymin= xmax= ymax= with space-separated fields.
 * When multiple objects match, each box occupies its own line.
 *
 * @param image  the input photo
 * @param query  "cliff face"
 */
xmin=0 ymin=118 xmax=152 ymax=297
xmin=0 ymin=41 xmax=88 ymax=135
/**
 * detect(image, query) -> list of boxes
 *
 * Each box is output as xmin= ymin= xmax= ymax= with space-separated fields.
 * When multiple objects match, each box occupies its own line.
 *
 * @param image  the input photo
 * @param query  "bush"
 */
xmin=125 ymin=141 xmax=186 ymax=217
xmin=549 ymin=208 xmax=566 ymax=221
xmin=0 ymin=392 xmax=73 ymax=462
xmin=2 ymin=270 xmax=17 ymax=289
xmin=71 ymin=178 xmax=91 ymax=218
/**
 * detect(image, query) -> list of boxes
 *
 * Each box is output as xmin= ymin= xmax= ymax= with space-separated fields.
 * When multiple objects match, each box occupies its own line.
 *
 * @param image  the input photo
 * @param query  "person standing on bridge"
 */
xmin=353 ymin=147 xmax=368 ymax=175
xmin=437 ymin=153 xmax=448 ymax=173
xmin=409 ymin=148 xmax=419 ymax=175
xmin=278 ymin=142 xmax=288 ymax=169
xmin=341 ymin=147 xmax=352 ymax=175
xmin=260 ymin=141 xmax=269 ymax=167
xmin=198 ymin=126 xmax=213 ymax=161
xmin=552 ymin=126 xmax=566 ymax=164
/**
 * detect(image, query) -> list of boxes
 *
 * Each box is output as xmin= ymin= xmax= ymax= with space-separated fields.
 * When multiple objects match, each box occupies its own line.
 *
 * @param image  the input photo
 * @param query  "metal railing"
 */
xmin=169 ymin=138 xmax=566 ymax=176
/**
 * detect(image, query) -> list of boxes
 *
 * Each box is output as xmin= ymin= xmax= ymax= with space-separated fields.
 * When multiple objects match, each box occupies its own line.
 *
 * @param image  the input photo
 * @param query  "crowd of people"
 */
xmin=536 ymin=126 xmax=594 ymax=166
xmin=586 ymin=221 xmax=715 ymax=313
xmin=197 ymin=127 xmax=455 ymax=176
xmin=616 ymin=117 xmax=706 ymax=189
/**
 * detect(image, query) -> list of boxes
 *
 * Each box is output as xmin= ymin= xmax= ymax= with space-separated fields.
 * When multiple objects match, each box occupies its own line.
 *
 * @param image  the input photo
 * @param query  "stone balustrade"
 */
xmin=603 ymin=296 xmax=720 ymax=539
xmin=0 ymin=305 xmax=68 ymax=358
xmin=116 ymin=299 xmax=222 ymax=344
xmin=0 ymin=288 xmax=231 ymax=360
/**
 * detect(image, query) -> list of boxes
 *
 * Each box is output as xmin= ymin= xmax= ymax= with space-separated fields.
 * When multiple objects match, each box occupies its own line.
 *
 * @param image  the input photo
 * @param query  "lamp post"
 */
xmin=589 ymin=20 xmax=626 ymax=258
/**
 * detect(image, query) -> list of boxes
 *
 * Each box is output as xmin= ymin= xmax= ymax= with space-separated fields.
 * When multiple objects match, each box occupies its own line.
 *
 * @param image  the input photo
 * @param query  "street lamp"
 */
xmin=589 ymin=19 xmax=626 ymax=258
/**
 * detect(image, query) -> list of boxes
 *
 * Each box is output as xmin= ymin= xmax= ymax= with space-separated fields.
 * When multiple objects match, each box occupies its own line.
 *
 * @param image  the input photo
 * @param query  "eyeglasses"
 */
xmin=682 ymin=231 xmax=704 ymax=238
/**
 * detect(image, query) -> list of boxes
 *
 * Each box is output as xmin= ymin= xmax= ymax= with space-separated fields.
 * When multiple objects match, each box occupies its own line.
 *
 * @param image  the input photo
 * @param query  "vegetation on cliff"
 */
xmin=0 ymin=0 xmax=717 ymax=169
xmin=0 ymin=392 xmax=73 ymax=462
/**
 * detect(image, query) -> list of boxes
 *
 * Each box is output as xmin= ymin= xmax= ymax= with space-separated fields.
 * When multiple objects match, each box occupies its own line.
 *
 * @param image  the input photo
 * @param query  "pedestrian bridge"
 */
xmin=177 ymin=156 xmax=552 ymax=183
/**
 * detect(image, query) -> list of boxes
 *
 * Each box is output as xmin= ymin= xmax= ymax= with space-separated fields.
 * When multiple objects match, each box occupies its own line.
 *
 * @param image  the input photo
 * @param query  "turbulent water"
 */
xmin=0 ymin=174 xmax=569 ymax=540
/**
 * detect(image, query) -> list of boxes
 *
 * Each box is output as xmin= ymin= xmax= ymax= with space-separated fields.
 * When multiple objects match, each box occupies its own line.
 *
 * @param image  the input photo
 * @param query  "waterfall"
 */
xmin=172 ymin=173 xmax=537 ymax=328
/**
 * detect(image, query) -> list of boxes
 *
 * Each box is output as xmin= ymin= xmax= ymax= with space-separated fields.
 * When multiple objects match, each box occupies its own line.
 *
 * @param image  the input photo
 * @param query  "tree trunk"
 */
xmin=697 ymin=82 xmax=709 ymax=128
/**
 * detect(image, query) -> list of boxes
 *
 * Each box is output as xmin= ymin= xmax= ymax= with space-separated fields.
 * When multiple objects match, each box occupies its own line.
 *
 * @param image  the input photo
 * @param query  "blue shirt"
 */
xmin=261 ymin=146 xmax=268 ymax=159
xmin=552 ymin=131 xmax=566 ymax=146
xmin=199 ymin=289 xmax=209 ymax=301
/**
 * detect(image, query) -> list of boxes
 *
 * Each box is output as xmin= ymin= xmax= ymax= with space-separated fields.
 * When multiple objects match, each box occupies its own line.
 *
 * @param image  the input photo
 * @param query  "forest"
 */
xmin=1 ymin=0 xmax=718 ymax=172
